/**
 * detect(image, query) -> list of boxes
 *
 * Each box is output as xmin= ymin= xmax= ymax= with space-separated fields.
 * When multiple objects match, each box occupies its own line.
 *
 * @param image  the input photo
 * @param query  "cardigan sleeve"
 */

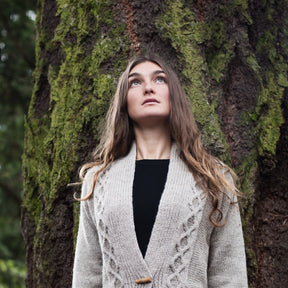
xmin=72 ymin=170 xmax=103 ymax=288
xmin=207 ymin=180 xmax=248 ymax=287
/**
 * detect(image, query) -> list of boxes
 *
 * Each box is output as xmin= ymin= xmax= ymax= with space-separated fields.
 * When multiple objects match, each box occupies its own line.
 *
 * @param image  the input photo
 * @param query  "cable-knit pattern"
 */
xmin=95 ymin=168 xmax=124 ymax=287
xmin=98 ymin=219 xmax=124 ymax=287
xmin=166 ymin=192 xmax=203 ymax=288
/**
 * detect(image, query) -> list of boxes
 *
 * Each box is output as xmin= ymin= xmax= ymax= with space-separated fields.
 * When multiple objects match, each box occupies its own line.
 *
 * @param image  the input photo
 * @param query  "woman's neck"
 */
xmin=134 ymin=124 xmax=171 ymax=160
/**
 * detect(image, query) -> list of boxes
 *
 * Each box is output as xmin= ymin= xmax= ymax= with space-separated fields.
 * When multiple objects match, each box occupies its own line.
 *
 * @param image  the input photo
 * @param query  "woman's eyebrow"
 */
xmin=128 ymin=70 xmax=165 ymax=78
xmin=153 ymin=70 xmax=165 ymax=76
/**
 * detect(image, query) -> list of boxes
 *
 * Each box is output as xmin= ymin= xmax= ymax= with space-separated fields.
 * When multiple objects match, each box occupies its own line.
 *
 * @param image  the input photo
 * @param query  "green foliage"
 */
xmin=0 ymin=260 xmax=25 ymax=288
xmin=0 ymin=0 xmax=36 ymax=286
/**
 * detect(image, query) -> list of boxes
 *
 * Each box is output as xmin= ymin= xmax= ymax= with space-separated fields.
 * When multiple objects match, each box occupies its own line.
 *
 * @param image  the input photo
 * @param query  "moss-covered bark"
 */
xmin=22 ymin=0 xmax=288 ymax=287
xmin=22 ymin=0 xmax=129 ymax=287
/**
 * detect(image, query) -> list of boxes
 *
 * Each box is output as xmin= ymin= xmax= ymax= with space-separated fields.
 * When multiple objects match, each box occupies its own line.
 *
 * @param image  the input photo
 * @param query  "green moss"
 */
xmin=205 ymin=1 xmax=254 ymax=83
xmin=236 ymin=155 xmax=258 ymax=277
xmin=257 ymin=85 xmax=284 ymax=156
xmin=23 ymin=0 xmax=130 ymax=282
xmin=207 ymin=51 xmax=228 ymax=83
xmin=73 ymin=200 xmax=80 ymax=251
xmin=252 ymin=28 xmax=286 ymax=156
xmin=22 ymin=111 xmax=52 ymax=218
xmin=245 ymin=55 xmax=262 ymax=77
xmin=278 ymin=73 xmax=288 ymax=87
xmin=156 ymin=0 xmax=230 ymax=162
xmin=155 ymin=0 xmax=259 ymax=164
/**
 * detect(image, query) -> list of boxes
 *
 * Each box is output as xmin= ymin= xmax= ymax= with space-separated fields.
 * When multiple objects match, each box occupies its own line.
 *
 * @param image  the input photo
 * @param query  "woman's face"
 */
xmin=127 ymin=61 xmax=170 ymax=127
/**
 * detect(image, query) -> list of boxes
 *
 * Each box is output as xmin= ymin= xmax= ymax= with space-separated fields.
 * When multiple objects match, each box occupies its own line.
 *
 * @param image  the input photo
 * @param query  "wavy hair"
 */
xmin=76 ymin=55 xmax=240 ymax=226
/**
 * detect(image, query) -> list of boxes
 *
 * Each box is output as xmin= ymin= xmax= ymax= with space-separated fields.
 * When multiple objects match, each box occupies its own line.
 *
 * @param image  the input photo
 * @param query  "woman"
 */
xmin=72 ymin=55 xmax=248 ymax=287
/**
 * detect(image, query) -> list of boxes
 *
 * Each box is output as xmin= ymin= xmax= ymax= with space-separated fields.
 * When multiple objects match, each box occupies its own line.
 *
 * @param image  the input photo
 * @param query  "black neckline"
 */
xmin=136 ymin=159 xmax=170 ymax=161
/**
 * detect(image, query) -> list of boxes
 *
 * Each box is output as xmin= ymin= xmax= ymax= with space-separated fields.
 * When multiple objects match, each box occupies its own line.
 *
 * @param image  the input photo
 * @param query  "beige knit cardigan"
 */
xmin=72 ymin=143 xmax=248 ymax=288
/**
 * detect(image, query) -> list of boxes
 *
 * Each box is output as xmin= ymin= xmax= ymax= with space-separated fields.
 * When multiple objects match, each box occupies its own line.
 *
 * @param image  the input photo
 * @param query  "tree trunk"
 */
xmin=22 ymin=0 xmax=288 ymax=287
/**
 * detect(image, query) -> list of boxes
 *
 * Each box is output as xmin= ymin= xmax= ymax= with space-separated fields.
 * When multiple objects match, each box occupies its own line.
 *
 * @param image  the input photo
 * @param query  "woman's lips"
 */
xmin=142 ymin=98 xmax=159 ymax=105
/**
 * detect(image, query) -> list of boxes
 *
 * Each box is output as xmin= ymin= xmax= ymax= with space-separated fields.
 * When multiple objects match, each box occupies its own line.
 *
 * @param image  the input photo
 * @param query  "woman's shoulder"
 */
xmin=218 ymin=170 xmax=239 ymax=221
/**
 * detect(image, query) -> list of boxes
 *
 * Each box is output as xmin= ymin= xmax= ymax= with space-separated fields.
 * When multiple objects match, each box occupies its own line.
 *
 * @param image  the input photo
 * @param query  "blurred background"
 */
xmin=0 ymin=0 xmax=36 ymax=286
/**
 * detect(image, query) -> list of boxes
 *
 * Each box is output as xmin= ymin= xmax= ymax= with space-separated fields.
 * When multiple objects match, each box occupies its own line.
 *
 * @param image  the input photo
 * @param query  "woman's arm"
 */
xmin=72 ymin=171 xmax=102 ymax=288
xmin=208 ymin=194 xmax=248 ymax=288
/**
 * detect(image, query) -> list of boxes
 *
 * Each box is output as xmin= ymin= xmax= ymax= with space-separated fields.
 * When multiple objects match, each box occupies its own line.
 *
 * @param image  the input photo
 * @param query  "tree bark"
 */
xmin=22 ymin=0 xmax=288 ymax=287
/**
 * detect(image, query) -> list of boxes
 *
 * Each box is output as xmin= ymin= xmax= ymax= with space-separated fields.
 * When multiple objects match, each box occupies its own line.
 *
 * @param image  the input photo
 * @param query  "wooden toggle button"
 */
xmin=135 ymin=277 xmax=153 ymax=284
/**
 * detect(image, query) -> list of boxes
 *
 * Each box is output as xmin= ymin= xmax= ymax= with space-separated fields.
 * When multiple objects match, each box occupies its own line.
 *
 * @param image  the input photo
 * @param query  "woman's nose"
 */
xmin=144 ymin=81 xmax=154 ymax=94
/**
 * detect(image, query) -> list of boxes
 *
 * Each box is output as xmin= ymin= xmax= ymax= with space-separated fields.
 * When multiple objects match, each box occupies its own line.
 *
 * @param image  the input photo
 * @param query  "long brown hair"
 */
xmin=77 ymin=55 xmax=239 ymax=226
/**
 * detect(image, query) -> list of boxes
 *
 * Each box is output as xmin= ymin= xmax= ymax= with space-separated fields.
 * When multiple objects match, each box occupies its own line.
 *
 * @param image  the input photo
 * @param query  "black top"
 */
xmin=132 ymin=159 xmax=170 ymax=257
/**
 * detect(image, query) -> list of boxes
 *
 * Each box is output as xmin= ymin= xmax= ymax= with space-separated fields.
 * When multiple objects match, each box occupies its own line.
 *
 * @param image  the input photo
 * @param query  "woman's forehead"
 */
xmin=129 ymin=61 xmax=163 ymax=75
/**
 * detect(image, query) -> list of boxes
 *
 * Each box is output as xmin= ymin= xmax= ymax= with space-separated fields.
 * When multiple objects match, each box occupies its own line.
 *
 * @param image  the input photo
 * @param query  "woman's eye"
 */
xmin=130 ymin=79 xmax=141 ymax=87
xmin=155 ymin=76 xmax=166 ymax=84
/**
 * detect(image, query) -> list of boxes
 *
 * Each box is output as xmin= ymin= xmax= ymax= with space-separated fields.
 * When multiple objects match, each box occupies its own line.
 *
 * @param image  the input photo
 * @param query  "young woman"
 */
xmin=72 ymin=55 xmax=248 ymax=287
